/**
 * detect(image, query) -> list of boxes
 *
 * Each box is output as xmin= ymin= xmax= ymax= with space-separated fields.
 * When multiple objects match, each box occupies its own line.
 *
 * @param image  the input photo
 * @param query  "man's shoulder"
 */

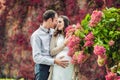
xmin=32 ymin=28 xmax=43 ymax=35
xmin=31 ymin=29 xmax=41 ymax=37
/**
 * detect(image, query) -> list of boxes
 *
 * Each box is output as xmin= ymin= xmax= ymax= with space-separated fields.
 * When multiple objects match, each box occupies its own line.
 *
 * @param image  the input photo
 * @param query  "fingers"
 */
xmin=64 ymin=38 xmax=69 ymax=46
xmin=66 ymin=35 xmax=71 ymax=39
xmin=59 ymin=61 xmax=69 ymax=68
xmin=59 ymin=60 xmax=69 ymax=68
xmin=61 ymin=60 xmax=69 ymax=62
xmin=60 ymin=63 xmax=69 ymax=68
xmin=59 ymin=56 xmax=65 ymax=59
xmin=54 ymin=57 xmax=69 ymax=68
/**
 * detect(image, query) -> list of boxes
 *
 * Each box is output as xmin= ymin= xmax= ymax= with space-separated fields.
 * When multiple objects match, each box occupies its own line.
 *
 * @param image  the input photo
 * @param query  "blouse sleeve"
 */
xmin=50 ymin=35 xmax=66 ymax=56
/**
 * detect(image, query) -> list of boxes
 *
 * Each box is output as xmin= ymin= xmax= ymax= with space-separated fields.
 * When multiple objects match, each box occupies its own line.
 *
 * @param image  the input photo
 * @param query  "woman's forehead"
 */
xmin=58 ymin=17 xmax=63 ymax=21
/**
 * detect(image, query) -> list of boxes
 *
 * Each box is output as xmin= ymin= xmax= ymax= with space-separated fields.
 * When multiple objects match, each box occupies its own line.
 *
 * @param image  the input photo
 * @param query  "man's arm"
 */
xmin=31 ymin=34 xmax=69 ymax=67
xmin=30 ymin=34 xmax=54 ymax=65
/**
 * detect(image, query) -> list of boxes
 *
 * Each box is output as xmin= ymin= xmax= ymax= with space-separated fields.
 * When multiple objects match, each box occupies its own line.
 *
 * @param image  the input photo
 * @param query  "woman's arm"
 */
xmin=50 ymin=35 xmax=66 ymax=56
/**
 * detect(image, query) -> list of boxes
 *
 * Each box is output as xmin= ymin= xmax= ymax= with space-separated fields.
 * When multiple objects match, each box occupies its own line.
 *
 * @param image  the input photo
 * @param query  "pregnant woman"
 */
xmin=49 ymin=15 xmax=73 ymax=80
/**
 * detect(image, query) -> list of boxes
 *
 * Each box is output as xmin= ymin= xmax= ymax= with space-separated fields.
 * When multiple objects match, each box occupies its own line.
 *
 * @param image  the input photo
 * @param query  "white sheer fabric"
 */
xmin=52 ymin=34 xmax=73 ymax=80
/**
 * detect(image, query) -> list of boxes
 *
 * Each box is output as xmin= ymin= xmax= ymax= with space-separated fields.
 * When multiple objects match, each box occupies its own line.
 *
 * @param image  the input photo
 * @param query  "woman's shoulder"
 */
xmin=51 ymin=35 xmax=58 ymax=43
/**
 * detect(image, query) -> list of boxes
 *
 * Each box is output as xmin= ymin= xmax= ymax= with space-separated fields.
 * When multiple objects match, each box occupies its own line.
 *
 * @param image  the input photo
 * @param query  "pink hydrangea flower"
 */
xmin=67 ymin=35 xmax=80 ymax=48
xmin=89 ymin=11 xmax=103 ymax=27
xmin=68 ymin=48 xmax=75 ymax=57
xmin=117 ymin=76 xmax=120 ymax=80
xmin=84 ymin=40 xmax=94 ymax=47
xmin=97 ymin=55 xmax=107 ymax=66
xmin=89 ymin=21 xmax=96 ymax=27
xmin=105 ymin=72 xmax=117 ymax=80
xmin=77 ymin=51 xmax=86 ymax=64
xmin=85 ymin=32 xmax=94 ymax=41
xmin=108 ymin=40 xmax=115 ymax=46
xmin=75 ymin=23 xmax=83 ymax=30
xmin=67 ymin=35 xmax=81 ymax=57
xmin=71 ymin=52 xmax=79 ymax=64
xmin=93 ymin=45 xmax=106 ymax=56
xmin=65 ymin=25 xmax=75 ymax=38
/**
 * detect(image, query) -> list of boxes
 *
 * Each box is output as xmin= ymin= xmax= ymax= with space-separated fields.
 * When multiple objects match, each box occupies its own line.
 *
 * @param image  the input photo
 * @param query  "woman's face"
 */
xmin=57 ymin=17 xmax=64 ymax=30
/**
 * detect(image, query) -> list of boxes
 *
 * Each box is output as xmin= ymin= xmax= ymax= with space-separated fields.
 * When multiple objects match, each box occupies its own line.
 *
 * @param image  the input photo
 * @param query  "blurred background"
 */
xmin=0 ymin=0 xmax=120 ymax=79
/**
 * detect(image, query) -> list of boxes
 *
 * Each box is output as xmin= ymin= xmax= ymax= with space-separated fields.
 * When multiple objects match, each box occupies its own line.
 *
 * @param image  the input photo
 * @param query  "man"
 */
xmin=30 ymin=10 xmax=69 ymax=80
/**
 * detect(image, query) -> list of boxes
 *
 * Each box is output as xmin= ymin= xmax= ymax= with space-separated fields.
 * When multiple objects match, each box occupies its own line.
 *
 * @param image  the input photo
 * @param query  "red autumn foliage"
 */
xmin=0 ymin=0 xmax=119 ymax=79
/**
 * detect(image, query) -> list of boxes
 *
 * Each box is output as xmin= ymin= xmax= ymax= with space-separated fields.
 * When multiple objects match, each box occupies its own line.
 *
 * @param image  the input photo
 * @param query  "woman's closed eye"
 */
xmin=58 ymin=21 xmax=62 ymax=23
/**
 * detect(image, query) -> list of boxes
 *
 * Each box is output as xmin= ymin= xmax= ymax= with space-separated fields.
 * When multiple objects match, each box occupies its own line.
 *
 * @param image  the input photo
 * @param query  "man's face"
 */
xmin=50 ymin=14 xmax=58 ymax=29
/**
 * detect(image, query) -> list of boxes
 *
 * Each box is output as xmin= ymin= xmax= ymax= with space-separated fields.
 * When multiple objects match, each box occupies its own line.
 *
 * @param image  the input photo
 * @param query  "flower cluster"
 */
xmin=65 ymin=26 xmax=80 ymax=57
xmin=105 ymin=72 xmax=120 ymax=80
xmin=84 ymin=32 xmax=94 ymax=47
xmin=93 ymin=45 xmax=106 ymax=56
xmin=66 ymin=24 xmax=90 ymax=65
xmin=67 ymin=7 xmax=120 ymax=79
xmin=93 ymin=45 xmax=107 ymax=66
xmin=71 ymin=51 xmax=90 ymax=64
xmin=89 ymin=10 xmax=102 ymax=27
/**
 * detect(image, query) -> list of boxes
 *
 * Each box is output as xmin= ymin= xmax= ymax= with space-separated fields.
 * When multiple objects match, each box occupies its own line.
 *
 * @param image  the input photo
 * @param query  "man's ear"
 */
xmin=48 ymin=18 xmax=52 ymax=22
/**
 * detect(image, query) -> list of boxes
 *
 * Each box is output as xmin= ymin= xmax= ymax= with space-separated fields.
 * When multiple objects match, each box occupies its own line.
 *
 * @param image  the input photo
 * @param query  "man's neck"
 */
xmin=42 ymin=22 xmax=49 ymax=29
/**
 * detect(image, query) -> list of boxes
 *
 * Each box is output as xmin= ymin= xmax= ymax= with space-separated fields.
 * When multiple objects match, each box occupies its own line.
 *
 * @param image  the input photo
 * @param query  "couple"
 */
xmin=30 ymin=10 xmax=73 ymax=80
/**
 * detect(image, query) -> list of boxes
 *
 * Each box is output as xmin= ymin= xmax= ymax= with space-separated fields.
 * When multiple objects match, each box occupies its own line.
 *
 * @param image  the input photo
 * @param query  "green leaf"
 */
xmin=117 ymin=69 xmax=120 ymax=75
xmin=81 ymin=14 xmax=90 ymax=29
xmin=109 ymin=18 xmax=116 ymax=22
xmin=109 ymin=31 xmax=114 ymax=36
xmin=79 ymin=31 xmax=85 ymax=38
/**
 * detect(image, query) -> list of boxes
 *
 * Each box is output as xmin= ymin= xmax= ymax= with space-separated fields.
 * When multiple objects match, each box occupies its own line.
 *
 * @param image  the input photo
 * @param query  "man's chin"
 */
xmin=53 ymin=26 xmax=56 ymax=29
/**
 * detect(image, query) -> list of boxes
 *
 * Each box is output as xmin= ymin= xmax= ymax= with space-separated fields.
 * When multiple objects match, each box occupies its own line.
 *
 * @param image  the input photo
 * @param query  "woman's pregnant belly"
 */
xmin=55 ymin=49 xmax=72 ymax=62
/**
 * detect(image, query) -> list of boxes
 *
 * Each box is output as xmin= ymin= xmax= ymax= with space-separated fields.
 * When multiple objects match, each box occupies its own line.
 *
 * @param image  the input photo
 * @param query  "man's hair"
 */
xmin=43 ymin=10 xmax=57 ymax=21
